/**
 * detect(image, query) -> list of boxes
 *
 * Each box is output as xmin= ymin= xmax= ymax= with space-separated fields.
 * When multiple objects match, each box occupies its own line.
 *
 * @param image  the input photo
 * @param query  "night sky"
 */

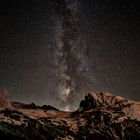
xmin=0 ymin=0 xmax=140 ymax=110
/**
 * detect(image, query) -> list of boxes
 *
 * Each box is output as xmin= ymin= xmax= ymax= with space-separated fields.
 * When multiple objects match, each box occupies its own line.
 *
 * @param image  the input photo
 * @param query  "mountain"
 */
xmin=0 ymin=91 xmax=140 ymax=140
xmin=11 ymin=102 xmax=38 ymax=109
xmin=11 ymin=102 xmax=59 ymax=111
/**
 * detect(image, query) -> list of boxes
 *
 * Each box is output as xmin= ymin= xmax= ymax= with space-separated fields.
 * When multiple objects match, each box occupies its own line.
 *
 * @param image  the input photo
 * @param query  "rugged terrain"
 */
xmin=0 ymin=90 xmax=140 ymax=140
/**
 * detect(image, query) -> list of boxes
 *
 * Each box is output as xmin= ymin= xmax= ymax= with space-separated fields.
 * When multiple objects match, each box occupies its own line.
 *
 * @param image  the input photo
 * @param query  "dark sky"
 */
xmin=0 ymin=0 xmax=140 ymax=110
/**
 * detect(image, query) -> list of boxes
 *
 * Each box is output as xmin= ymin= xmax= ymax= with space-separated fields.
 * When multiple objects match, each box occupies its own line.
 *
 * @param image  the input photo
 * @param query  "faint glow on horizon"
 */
xmin=63 ymin=104 xmax=71 ymax=112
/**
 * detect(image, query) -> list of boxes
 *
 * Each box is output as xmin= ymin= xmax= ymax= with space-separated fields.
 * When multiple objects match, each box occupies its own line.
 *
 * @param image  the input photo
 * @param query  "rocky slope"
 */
xmin=0 ymin=91 xmax=140 ymax=140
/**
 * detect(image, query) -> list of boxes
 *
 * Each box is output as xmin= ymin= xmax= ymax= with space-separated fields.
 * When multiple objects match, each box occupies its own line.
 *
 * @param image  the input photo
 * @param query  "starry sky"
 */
xmin=0 ymin=0 xmax=140 ymax=110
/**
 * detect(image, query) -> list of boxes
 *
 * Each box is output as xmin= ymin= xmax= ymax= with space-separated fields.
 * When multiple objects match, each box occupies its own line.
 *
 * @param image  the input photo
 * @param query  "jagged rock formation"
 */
xmin=79 ymin=92 xmax=129 ymax=111
xmin=78 ymin=92 xmax=140 ymax=120
xmin=0 ymin=89 xmax=12 ymax=109
xmin=0 ymin=92 xmax=140 ymax=140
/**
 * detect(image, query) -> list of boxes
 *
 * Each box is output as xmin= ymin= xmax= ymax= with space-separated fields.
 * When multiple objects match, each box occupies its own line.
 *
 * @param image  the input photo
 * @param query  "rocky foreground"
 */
xmin=0 ymin=90 xmax=140 ymax=140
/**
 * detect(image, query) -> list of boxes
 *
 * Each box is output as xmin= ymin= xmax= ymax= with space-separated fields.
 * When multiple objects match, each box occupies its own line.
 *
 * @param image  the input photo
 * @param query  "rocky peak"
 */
xmin=79 ymin=92 xmax=129 ymax=111
xmin=0 ymin=88 xmax=12 ymax=109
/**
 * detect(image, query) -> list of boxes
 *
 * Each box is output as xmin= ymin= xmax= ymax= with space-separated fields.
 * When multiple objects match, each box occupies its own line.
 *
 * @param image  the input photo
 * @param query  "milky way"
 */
xmin=0 ymin=0 xmax=140 ymax=110
xmin=51 ymin=0 xmax=92 ymax=110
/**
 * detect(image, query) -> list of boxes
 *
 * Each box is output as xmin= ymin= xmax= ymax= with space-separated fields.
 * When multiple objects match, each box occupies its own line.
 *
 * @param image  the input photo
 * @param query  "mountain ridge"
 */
xmin=0 ymin=90 xmax=140 ymax=140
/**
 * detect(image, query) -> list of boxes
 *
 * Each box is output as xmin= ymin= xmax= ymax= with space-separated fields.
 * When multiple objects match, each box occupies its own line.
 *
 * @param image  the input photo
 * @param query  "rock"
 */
xmin=79 ymin=93 xmax=97 ymax=111
xmin=0 ymin=89 xmax=12 ymax=109
xmin=79 ymin=92 xmax=128 ymax=111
